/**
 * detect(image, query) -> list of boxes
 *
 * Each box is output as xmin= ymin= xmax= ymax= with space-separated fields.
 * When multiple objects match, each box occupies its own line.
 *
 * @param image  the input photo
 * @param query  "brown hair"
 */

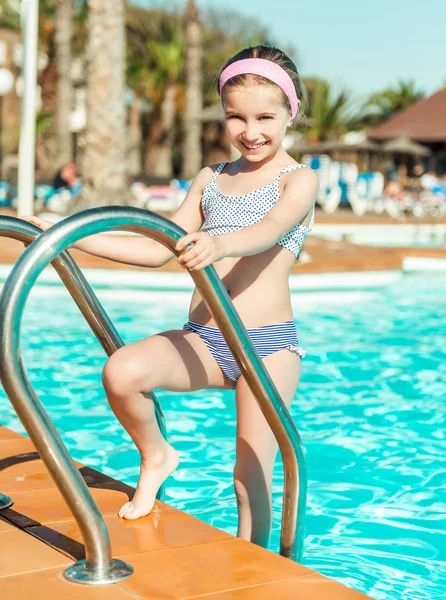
xmin=218 ymin=46 xmax=307 ymax=126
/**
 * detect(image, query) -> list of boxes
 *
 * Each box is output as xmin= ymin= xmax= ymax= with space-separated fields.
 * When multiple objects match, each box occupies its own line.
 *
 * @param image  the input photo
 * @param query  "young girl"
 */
xmin=24 ymin=45 xmax=318 ymax=549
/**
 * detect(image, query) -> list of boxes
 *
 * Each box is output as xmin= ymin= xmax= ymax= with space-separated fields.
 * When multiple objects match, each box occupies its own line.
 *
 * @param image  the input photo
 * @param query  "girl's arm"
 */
xmin=22 ymin=167 xmax=213 ymax=268
xmin=221 ymin=168 xmax=319 ymax=256
xmin=177 ymin=168 xmax=319 ymax=269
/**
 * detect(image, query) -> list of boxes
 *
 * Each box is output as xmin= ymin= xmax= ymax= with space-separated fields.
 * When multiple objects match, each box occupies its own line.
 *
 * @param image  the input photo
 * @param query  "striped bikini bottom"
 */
xmin=183 ymin=320 xmax=306 ymax=384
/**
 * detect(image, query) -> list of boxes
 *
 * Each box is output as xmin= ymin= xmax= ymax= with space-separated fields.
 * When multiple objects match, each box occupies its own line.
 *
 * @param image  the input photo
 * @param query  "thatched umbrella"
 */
xmin=382 ymin=136 xmax=431 ymax=156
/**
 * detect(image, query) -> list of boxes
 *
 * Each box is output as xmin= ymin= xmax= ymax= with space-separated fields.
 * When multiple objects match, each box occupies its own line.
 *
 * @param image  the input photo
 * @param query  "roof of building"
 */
xmin=368 ymin=89 xmax=446 ymax=143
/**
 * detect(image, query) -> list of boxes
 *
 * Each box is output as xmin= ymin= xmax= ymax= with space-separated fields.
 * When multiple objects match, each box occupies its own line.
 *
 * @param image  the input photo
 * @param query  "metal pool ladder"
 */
xmin=0 ymin=208 xmax=307 ymax=584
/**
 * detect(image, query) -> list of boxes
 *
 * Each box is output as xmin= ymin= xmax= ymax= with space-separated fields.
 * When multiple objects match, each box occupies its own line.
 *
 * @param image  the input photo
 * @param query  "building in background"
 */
xmin=368 ymin=89 xmax=446 ymax=175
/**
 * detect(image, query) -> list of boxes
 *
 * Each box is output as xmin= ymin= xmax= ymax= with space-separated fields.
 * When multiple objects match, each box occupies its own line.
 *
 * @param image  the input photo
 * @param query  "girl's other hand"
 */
xmin=20 ymin=215 xmax=54 ymax=232
xmin=176 ymin=232 xmax=225 ymax=271
xmin=20 ymin=216 xmax=54 ymax=247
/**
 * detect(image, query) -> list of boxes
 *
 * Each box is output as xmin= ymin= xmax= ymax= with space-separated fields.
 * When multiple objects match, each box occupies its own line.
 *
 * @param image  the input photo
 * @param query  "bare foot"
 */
xmin=118 ymin=442 xmax=179 ymax=520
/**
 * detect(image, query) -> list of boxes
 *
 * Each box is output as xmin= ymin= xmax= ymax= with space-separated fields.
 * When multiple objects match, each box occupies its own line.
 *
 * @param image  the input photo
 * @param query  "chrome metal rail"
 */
xmin=0 ymin=207 xmax=307 ymax=570
xmin=0 ymin=216 xmax=166 ymax=454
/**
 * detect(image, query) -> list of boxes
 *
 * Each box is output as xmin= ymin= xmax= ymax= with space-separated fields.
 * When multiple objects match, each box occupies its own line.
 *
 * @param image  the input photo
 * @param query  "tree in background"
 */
xmin=126 ymin=6 xmax=184 ymax=177
xmin=357 ymin=80 xmax=425 ymax=129
xmin=55 ymin=0 xmax=73 ymax=166
xmin=76 ymin=0 xmax=129 ymax=208
xmin=182 ymin=0 xmax=202 ymax=180
xmin=303 ymin=77 xmax=351 ymax=141
xmin=126 ymin=6 xmax=163 ymax=177
xmin=147 ymin=30 xmax=184 ymax=177
xmin=4 ymin=2 xmax=429 ymax=187
xmin=0 ymin=1 xmax=20 ymax=28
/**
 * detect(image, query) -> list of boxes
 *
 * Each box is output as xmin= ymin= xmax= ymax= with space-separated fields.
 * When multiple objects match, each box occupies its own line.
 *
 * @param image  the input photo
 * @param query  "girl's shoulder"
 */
xmin=192 ymin=163 xmax=226 ymax=194
xmin=280 ymin=161 xmax=318 ymax=179
xmin=281 ymin=163 xmax=319 ymax=194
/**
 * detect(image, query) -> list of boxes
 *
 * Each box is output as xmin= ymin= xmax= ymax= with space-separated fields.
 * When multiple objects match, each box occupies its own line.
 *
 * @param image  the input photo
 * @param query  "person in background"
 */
xmin=420 ymin=169 xmax=439 ymax=191
xmin=52 ymin=162 xmax=81 ymax=197
xmin=384 ymin=160 xmax=398 ymax=182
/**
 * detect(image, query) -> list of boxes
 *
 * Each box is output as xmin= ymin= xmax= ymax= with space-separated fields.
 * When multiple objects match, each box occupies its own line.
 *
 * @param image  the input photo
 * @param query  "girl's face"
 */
xmin=223 ymin=84 xmax=292 ymax=163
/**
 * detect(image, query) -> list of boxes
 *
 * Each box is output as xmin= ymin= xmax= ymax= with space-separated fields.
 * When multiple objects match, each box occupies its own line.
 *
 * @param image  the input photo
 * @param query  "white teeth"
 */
xmin=244 ymin=142 xmax=266 ymax=149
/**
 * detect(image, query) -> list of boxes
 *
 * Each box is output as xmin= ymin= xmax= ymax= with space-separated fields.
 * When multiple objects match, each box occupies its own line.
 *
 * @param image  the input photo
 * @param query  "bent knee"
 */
xmin=102 ymin=348 xmax=153 ymax=397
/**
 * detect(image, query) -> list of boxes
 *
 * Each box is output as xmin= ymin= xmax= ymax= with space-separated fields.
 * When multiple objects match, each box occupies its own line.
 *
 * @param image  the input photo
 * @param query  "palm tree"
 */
xmin=55 ymin=0 xmax=73 ymax=166
xmin=126 ymin=6 xmax=184 ymax=178
xmin=304 ymin=78 xmax=351 ymax=141
xmin=76 ymin=0 xmax=130 ymax=208
xmin=182 ymin=0 xmax=202 ymax=180
xmin=359 ymin=80 xmax=425 ymax=128
xmin=147 ymin=32 xmax=184 ymax=177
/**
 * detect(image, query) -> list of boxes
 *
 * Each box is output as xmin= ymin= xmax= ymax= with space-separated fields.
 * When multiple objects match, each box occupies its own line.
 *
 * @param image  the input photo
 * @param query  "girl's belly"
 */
xmin=187 ymin=247 xmax=295 ymax=327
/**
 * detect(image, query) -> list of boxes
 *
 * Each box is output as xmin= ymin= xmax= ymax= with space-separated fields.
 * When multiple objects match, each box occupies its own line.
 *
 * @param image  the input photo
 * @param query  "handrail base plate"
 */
xmin=64 ymin=558 xmax=133 ymax=585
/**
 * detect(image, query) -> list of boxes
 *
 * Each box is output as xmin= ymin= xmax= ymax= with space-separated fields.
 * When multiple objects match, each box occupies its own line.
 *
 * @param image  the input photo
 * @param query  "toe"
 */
xmin=122 ymin=508 xmax=138 ymax=520
xmin=118 ymin=502 xmax=131 ymax=518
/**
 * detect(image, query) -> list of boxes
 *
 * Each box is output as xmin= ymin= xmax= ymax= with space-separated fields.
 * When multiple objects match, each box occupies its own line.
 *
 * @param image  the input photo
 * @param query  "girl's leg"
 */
xmin=234 ymin=349 xmax=301 ymax=547
xmin=102 ymin=329 xmax=231 ymax=520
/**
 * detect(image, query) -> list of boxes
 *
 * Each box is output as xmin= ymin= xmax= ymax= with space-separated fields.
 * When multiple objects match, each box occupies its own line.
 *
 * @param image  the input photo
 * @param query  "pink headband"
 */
xmin=219 ymin=58 xmax=299 ymax=119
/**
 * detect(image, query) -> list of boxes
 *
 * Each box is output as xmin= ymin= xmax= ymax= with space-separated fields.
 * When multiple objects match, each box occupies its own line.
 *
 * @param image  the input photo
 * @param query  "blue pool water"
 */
xmin=0 ymin=272 xmax=445 ymax=600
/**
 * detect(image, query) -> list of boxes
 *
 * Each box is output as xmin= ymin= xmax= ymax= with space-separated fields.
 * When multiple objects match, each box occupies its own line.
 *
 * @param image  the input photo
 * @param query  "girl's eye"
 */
xmin=226 ymin=115 xmax=274 ymax=120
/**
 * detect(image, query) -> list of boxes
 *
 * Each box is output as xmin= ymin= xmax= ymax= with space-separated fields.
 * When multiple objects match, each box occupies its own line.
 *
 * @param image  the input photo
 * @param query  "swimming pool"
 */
xmin=0 ymin=271 xmax=445 ymax=600
xmin=312 ymin=223 xmax=446 ymax=248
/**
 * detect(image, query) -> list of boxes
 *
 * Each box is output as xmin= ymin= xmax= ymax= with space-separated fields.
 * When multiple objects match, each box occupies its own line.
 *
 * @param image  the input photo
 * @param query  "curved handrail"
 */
xmin=0 ymin=217 xmax=167 ymax=442
xmin=0 ymin=207 xmax=307 ymax=562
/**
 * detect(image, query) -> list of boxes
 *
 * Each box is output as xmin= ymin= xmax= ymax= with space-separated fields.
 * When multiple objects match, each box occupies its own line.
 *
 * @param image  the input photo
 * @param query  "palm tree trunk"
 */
xmin=152 ymin=82 xmax=177 ymax=178
xmin=127 ymin=95 xmax=142 ymax=176
xmin=76 ymin=0 xmax=130 ymax=210
xmin=144 ymin=107 xmax=161 ymax=174
xmin=182 ymin=0 xmax=202 ymax=179
xmin=55 ymin=0 xmax=73 ymax=167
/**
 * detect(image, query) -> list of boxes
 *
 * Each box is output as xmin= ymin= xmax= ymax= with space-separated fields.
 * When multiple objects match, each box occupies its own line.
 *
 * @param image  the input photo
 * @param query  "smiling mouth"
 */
xmin=242 ymin=141 xmax=268 ymax=150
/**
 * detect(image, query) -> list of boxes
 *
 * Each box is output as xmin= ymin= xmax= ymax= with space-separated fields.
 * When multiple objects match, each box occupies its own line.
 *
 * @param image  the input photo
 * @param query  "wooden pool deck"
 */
xmin=0 ymin=426 xmax=371 ymax=599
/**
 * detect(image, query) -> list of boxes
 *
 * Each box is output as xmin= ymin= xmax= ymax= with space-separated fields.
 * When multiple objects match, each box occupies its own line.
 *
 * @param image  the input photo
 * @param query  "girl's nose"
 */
xmin=243 ymin=120 xmax=260 ymax=142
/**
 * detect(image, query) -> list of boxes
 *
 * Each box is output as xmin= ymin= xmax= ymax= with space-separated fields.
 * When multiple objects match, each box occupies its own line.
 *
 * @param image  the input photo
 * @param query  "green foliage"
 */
xmin=0 ymin=0 xmax=20 ymax=29
xmin=36 ymin=110 xmax=53 ymax=134
xmin=147 ymin=30 xmax=185 ymax=86
xmin=126 ymin=3 xmax=298 ymax=106
xmin=303 ymin=77 xmax=352 ymax=141
xmin=3 ymin=0 xmax=427 ymax=142
xmin=355 ymin=80 xmax=425 ymax=128
xmin=126 ymin=6 xmax=184 ymax=100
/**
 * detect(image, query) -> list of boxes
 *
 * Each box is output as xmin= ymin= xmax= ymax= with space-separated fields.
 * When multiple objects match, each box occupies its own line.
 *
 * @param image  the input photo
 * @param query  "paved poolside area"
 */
xmin=0 ymin=426 xmax=371 ymax=599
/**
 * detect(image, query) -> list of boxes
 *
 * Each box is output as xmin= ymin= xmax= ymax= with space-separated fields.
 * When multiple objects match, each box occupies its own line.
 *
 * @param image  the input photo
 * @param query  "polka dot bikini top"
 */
xmin=201 ymin=162 xmax=314 ymax=257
